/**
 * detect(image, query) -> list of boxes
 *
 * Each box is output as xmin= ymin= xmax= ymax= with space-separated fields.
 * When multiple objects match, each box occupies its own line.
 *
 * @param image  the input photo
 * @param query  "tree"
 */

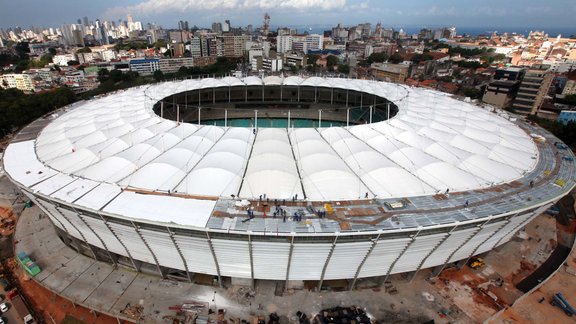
xmin=410 ymin=53 xmax=433 ymax=63
xmin=154 ymin=40 xmax=168 ymax=49
xmin=48 ymin=47 xmax=57 ymax=56
xmin=337 ymin=64 xmax=350 ymax=75
xmin=108 ymin=69 xmax=124 ymax=82
xmin=564 ymin=94 xmax=576 ymax=106
xmin=76 ymin=46 xmax=92 ymax=53
xmin=456 ymin=61 xmax=483 ymax=69
xmin=388 ymin=53 xmax=403 ymax=64
xmin=67 ymin=60 xmax=80 ymax=66
xmin=462 ymin=87 xmax=482 ymax=99
xmin=366 ymin=52 xmax=388 ymax=64
xmin=326 ymin=55 xmax=339 ymax=69
xmin=175 ymin=66 xmax=189 ymax=78
xmin=153 ymin=70 xmax=165 ymax=82
xmin=14 ymin=60 xmax=29 ymax=73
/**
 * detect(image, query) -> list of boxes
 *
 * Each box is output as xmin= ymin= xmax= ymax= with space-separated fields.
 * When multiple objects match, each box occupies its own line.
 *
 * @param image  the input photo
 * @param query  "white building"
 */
xmin=277 ymin=35 xmax=293 ymax=53
xmin=305 ymin=34 xmax=324 ymax=52
xmin=262 ymin=58 xmax=282 ymax=72
xmin=53 ymin=54 xmax=77 ymax=66
xmin=1 ymin=73 xmax=34 ymax=92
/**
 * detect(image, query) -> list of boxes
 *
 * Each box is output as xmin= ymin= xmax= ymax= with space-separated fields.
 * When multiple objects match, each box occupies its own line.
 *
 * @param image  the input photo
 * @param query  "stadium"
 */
xmin=4 ymin=76 xmax=575 ymax=289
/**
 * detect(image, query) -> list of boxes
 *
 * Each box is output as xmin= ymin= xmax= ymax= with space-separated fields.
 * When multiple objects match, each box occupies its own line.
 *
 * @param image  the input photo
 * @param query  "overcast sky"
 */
xmin=1 ymin=0 xmax=575 ymax=31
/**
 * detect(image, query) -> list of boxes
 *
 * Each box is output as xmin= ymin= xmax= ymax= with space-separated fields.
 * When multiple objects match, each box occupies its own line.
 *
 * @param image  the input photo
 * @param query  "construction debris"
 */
xmin=314 ymin=306 xmax=371 ymax=324
xmin=120 ymin=303 xmax=144 ymax=321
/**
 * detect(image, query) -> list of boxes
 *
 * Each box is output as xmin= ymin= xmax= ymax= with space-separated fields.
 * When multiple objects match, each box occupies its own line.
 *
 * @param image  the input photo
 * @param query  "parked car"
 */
xmin=0 ymin=303 xmax=7 ymax=313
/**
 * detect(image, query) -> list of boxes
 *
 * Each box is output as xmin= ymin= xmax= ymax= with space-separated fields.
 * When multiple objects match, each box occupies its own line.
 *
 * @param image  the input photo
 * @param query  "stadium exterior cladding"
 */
xmin=4 ymin=76 xmax=575 ymax=287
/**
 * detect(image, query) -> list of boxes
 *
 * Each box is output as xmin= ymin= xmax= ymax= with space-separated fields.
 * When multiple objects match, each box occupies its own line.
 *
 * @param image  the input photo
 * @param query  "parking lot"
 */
xmin=0 ymin=288 xmax=23 ymax=324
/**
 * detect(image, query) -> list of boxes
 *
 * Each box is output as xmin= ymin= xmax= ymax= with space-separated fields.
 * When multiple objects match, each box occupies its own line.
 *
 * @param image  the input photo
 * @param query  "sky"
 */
xmin=1 ymin=0 xmax=575 ymax=31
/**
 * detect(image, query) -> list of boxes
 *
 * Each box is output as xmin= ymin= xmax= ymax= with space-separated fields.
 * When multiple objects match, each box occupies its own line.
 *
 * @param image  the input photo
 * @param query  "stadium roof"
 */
xmin=3 ymin=77 xmax=546 ymax=229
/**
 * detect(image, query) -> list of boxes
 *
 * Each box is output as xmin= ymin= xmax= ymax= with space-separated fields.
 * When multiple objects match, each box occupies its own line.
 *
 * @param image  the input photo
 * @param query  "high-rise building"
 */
xmin=374 ymin=22 xmax=382 ymax=39
xmin=223 ymin=20 xmax=231 ymax=33
xmin=178 ymin=20 xmax=189 ymax=31
xmin=72 ymin=29 xmax=84 ymax=47
xmin=212 ymin=22 xmax=222 ymax=33
xmin=512 ymin=65 xmax=554 ymax=115
xmin=361 ymin=23 xmax=371 ymax=38
xmin=305 ymin=34 xmax=324 ymax=52
xmin=277 ymin=35 xmax=293 ymax=53
xmin=482 ymin=67 xmax=525 ymax=108
xmin=418 ymin=28 xmax=433 ymax=40
xmin=222 ymin=34 xmax=249 ymax=57
xmin=60 ymin=24 xmax=75 ymax=46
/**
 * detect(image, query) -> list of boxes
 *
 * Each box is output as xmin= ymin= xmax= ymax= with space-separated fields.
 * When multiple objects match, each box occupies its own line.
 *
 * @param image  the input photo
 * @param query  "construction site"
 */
xmin=1 ymin=76 xmax=576 ymax=323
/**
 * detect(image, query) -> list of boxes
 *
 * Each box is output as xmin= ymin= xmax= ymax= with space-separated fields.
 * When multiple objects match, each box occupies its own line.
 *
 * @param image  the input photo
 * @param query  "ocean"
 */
xmin=277 ymin=25 xmax=575 ymax=38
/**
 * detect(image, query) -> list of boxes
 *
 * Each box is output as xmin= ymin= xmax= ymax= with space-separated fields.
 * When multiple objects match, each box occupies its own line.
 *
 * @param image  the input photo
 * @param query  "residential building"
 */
xmin=562 ymin=71 xmax=576 ymax=95
xmin=158 ymin=57 xmax=195 ymax=73
xmin=305 ymin=34 xmax=324 ymax=52
xmin=1 ymin=73 xmax=34 ymax=92
xmin=370 ymin=62 xmax=410 ymax=83
xmin=283 ymin=53 xmax=305 ymax=68
xmin=129 ymin=59 xmax=160 ymax=75
xmin=52 ymin=54 xmax=77 ymax=66
xmin=512 ymin=65 xmax=554 ymax=115
xmin=223 ymin=20 xmax=231 ymax=33
xmin=212 ymin=22 xmax=222 ymax=34
xmin=251 ymin=57 xmax=283 ymax=72
xmin=482 ymin=67 xmax=525 ymax=108
xmin=277 ymin=35 xmax=292 ymax=53
xmin=222 ymin=35 xmax=249 ymax=57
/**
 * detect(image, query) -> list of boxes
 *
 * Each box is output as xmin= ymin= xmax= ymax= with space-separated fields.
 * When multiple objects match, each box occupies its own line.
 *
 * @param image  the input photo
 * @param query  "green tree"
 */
xmin=14 ymin=60 xmax=29 ymax=73
xmin=462 ymin=87 xmax=482 ymax=99
xmin=76 ymin=46 xmax=92 ymax=53
xmin=456 ymin=61 xmax=483 ymax=69
xmin=388 ymin=53 xmax=403 ymax=64
xmin=175 ymin=66 xmax=189 ymax=78
xmin=326 ymin=55 xmax=339 ymax=69
xmin=366 ymin=52 xmax=388 ymax=64
xmin=154 ymin=40 xmax=168 ymax=49
xmin=337 ymin=64 xmax=350 ymax=75
xmin=153 ymin=70 xmax=165 ymax=82
xmin=48 ymin=47 xmax=57 ymax=56
xmin=564 ymin=94 xmax=576 ymax=106
xmin=97 ymin=69 xmax=110 ymax=82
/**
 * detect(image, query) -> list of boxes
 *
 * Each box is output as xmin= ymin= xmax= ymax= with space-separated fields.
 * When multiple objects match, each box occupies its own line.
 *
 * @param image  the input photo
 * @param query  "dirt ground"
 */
xmin=0 ymin=195 xmax=122 ymax=324
xmin=0 ymin=205 xmax=16 ymax=236
xmin=488 ymin=218 xmax=576 ymax=324
xmin=7 ymin=259 xmax=122 ymax=324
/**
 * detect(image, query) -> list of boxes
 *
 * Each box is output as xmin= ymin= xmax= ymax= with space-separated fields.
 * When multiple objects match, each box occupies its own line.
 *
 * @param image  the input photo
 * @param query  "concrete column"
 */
xmin=318 ymin=236 xmax=339 ymax=291
xmin=349 ymin=233 xmax=381 ymax=290
xmin=131 ymin=221 xmax=164 ymax=278
xmin=206 ymin=231 xmax=224 ymax=288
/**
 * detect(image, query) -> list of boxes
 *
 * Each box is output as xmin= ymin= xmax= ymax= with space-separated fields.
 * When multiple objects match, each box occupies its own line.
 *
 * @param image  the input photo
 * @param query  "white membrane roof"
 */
xmin=5 ymin=77 xmax=540 ymax=226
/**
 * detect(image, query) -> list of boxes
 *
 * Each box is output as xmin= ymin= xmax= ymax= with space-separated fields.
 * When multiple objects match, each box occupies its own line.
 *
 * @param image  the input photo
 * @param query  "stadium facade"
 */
xmin=4 ymin=76 xmax=575 ymax=288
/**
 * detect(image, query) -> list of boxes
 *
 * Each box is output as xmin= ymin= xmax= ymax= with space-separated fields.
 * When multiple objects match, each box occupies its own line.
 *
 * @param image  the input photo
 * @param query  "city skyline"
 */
xmin=0 ymin=0 xmax=575 ymax=31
